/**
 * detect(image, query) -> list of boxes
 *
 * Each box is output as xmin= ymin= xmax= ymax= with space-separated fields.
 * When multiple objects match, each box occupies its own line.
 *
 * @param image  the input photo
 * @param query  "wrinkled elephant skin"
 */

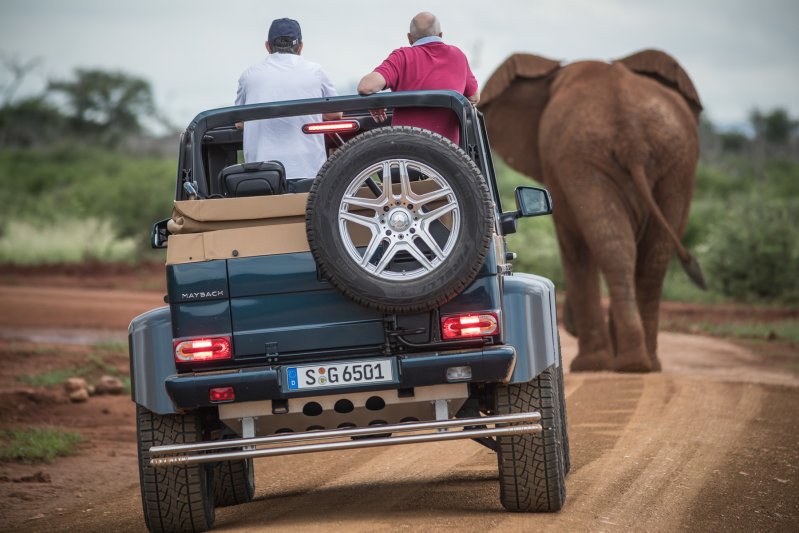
xmin=480 ymin=50 xmax=704 ymax=372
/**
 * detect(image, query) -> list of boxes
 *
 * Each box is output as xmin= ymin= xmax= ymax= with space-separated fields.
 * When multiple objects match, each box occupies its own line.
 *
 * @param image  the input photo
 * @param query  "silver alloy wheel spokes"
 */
xmin=338 ymin=159 xmax=461 ymax=280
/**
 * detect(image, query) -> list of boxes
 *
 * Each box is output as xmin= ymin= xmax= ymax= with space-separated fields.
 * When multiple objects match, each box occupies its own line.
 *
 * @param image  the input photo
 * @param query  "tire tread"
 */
xmin=494 ymin=367 xmax=566 ymax=512
xmin=137 ymin=406 xmax=215 ymax=532
xmin=212 ymin=459 xmax=254 ymax=507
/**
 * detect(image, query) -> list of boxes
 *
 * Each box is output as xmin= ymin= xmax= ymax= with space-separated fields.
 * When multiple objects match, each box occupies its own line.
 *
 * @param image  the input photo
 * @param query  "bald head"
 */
xmin=409 ymin=12 xmax=441 ymax=42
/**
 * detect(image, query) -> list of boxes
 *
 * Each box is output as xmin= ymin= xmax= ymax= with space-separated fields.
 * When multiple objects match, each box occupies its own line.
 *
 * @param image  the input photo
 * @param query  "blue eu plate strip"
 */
xmin=287 ymin=367 xmax=299 ymax=390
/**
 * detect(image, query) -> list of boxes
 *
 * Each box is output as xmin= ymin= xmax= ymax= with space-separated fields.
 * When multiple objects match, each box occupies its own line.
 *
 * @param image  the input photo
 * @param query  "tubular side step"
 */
xmin=149 ymin=412 xmax=540 ymax=467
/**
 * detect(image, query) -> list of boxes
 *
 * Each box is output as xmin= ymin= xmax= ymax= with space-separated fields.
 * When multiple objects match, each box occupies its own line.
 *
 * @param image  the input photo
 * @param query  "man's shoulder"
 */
xmin=238 ymin=60 xmax=268 ymax=80
xmin=385 ymin=46 xmax=414 ymax=59
xmin=297 ymin=56 xmax=325 ymax=73
xmin=439 ymin=42 xmax=468 ymax=58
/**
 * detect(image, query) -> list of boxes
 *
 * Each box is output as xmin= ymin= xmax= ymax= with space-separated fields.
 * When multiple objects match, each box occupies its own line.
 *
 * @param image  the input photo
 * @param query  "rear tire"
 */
xmin=136 ymin=405 xmax=215 ymax=532
xmin=212 ymin=459 xmax=255 ymax=507
xmin=494 ymin=366 xmax=566 ymax=512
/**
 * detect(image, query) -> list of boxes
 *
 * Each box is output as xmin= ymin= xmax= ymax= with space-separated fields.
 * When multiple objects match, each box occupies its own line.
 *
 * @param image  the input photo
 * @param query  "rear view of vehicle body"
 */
xmin=130 ymin=91 xmax=568 ymax=532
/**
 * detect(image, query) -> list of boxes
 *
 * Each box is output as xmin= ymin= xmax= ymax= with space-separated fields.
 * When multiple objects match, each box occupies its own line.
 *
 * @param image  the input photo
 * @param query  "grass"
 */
xmin=0 ymin=218 xmax=137 ymax=265
xmin=18 ymin=350 xmax=131 ymax=393
xmin=0 ymin=427 xmax=82 ymax=464
xmin=680 ymin=319 xmax=799 ymax=343
xmin=92 ymin=339 xmax=128 ymax=352
xmin=19 ymin=368 xmax=82 ymax=387
xmin=0 ymin=145 xmax=174 ymax=264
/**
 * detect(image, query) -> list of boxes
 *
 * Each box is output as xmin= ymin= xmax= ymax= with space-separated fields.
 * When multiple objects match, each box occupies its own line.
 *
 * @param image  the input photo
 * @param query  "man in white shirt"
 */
xmin=235 ymin=18 xmax=339 ymax=180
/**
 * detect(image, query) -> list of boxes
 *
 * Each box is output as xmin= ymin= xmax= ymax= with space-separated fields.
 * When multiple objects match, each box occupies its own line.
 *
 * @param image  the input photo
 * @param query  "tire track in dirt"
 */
xmin=544 ymin=377 xmax=761 ymax=531
xmin=3 ymin=284 xmax=797 ymax=532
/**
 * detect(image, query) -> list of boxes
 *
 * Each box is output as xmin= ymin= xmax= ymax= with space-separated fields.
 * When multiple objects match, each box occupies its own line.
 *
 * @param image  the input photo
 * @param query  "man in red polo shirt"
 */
xmin=357 ymin=12 xmax=480 ymax=145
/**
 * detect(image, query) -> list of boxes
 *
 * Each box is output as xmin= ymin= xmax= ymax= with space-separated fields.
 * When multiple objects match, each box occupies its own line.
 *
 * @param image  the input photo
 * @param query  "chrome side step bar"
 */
xmin=149 ymin=412 xmax=540 ymax=467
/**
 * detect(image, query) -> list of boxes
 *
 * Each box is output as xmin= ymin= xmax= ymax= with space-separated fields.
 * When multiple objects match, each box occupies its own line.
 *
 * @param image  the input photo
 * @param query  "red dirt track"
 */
xmin=0 ymin=270 xmax=797 ymax=532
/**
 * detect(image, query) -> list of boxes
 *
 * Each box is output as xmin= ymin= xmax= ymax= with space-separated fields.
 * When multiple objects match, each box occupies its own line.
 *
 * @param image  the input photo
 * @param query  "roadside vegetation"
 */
xmin=1 ymin=61 xmax=797 ymax=307
xmin=17 ymin=343 xmax=130 ymax=393
xmin=0 ymin=427 xmax=83 ymax=464
xmin=0 ymin=62 xmax=175 ymax=263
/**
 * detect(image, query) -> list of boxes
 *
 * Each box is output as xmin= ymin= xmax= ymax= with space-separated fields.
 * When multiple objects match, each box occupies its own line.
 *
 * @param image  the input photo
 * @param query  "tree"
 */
xmin=749 ymin=108 xmax=798 ymax=146
xmin=1 ymin=55 xmax=42 ymax=106
xmin=0 ymin=96 xmax=65 ymax=147
xmin=48 ymin=69 xmax=157 ymax=142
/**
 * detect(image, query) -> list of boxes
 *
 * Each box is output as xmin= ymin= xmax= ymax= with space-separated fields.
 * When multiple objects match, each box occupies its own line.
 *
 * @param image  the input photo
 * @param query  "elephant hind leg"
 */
xmin=552 ymin=202 xmax=613 ymax=372
xmin=559 ymin=181 xmax=650 ymax=373
xmin=635 ymin=180 xmax=692 ymax=371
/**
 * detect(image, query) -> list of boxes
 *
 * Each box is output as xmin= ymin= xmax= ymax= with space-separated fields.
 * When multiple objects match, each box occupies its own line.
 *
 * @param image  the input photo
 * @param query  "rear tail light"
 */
xmin=209 ymin=387 xmax=235 ymax=402
xmin=302 ymin=120 xmax=360 ymax=134
xmin=441 ymin=312 xmax=499 ymax=340
xmin=174 ymin=336 xmax=232 ymax=362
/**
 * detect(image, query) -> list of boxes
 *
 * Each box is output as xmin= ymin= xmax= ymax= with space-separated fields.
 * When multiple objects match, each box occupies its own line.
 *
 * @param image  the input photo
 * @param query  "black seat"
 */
xmin=219 ymin=161 xmax=287 ymax=197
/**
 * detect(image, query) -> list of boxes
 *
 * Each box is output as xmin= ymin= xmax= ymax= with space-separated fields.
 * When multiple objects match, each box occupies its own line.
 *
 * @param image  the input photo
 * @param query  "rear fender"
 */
xmin=503 ymin=273 xmax=560 ymax=383
xmin=128 ymin=306 xmax=179 ymax=414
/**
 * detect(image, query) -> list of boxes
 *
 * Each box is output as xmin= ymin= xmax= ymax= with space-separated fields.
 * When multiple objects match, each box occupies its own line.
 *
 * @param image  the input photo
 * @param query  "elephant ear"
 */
xmin=615 ymin=49 xmax=703 ymax=116
xmin=479 ymin=54 xmax=561 ymax=180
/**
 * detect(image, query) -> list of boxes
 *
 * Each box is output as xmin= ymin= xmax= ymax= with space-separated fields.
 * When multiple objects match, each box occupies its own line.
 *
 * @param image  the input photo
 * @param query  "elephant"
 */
xmin=479 ymin=49 xmax=705 ymax=372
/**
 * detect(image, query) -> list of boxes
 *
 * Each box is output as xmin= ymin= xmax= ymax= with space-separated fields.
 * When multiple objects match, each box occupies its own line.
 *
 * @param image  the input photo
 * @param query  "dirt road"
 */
xmin=1 ymin=284 xmax=797 ymax=532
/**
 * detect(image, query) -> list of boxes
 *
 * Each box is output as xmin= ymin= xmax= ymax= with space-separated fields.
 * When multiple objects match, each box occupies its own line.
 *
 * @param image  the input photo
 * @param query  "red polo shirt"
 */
xmin=374 ymin=40 xmax=478 ymax=144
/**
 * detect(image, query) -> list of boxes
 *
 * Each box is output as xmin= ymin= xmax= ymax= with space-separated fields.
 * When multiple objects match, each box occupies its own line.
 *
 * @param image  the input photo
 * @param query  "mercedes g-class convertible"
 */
xmin=130 ymin=90 xmax=568 ymax=532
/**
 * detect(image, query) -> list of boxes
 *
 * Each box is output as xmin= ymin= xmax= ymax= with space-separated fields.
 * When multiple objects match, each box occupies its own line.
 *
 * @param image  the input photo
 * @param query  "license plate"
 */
xmin=285 ymin=358 xmax=394 ymax=391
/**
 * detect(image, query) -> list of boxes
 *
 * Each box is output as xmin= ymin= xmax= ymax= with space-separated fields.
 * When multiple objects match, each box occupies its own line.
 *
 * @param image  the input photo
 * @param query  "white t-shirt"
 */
xmin=235 ymin=53 xmax=337 ymax=179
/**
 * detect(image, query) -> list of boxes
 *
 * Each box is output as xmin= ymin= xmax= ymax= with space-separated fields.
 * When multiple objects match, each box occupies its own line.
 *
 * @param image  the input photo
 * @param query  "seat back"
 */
xmin=219 ymin=161 xmax=287 ymax=197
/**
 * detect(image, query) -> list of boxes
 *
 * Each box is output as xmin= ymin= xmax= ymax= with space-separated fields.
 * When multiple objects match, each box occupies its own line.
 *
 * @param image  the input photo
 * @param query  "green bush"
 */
xmin=0 ymin=145 xmax=174 ymax=262
xmin=0 ymin=218 xmax=137 ymax=264
xmin=494 ymin=158 xmax=565 ymax=286
xmin=703 ymin=196 xmax=799 ymax=303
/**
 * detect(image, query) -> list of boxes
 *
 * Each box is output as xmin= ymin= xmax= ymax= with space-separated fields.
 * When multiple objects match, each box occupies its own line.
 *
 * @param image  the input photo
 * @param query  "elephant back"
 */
xmin=615 ymin=49 xmax=702 ymax=117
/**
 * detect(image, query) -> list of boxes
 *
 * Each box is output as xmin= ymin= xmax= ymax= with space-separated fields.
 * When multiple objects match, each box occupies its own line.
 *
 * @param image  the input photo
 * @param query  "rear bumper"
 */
xmin=165 ymin=345 xmax=515 ymax=410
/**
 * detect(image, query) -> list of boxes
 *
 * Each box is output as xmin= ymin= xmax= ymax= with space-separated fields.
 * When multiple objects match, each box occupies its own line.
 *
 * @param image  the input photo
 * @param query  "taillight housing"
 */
xmin=173 ymin=336 xmax=232 ymax=363
xmin=302 ymin=120 xmax=360 ymax=134
xmin=441 ymin=312 xmax=499 ymax=340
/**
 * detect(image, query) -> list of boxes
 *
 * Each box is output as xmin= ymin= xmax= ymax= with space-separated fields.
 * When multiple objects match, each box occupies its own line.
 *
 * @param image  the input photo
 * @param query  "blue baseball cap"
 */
xmin=268 ymin=18 xmax=302 ymax=47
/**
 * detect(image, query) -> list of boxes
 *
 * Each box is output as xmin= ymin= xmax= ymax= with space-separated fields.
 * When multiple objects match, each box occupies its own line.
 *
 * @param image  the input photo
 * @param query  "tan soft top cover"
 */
xmin=165 ymin=181 xmax=443 ymax=265
xmin=168 ymin=193 xmax=309 ymax=235
xmin=166 ymin=194 xmax=310 ymax=265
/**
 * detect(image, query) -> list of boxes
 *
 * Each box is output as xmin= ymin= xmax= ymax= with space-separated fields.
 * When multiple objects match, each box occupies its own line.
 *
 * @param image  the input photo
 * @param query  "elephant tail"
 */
xmin=629 ymin=165 xmax=708 ymax=290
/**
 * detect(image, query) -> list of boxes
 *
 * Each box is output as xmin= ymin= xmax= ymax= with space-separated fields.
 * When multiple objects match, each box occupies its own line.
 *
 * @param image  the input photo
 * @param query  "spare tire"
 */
xmin=306 ymin=126 xmax=494 ymax=314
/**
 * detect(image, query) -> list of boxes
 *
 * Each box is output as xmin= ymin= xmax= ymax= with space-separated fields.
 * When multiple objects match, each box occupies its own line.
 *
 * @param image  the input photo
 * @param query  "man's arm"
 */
xmin=235 ymin=74 xmax=246 ymax=129
xmin=358 ymin=72 xmax=388 ymax=122
xmin=464 ymin=62 xmax=480 ymax=104
xmin=358 ymin=72 xmax=387 ymax=95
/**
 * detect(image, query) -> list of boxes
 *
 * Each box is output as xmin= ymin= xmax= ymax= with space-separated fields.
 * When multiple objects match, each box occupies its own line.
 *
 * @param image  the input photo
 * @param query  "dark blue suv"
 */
xmin=130 ymin=91 xmax=568 ymax=532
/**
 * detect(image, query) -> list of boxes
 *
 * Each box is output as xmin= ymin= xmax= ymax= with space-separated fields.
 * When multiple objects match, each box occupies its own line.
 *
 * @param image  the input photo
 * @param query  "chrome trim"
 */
xmin=149 ymin=412 xmax=540 ymax=467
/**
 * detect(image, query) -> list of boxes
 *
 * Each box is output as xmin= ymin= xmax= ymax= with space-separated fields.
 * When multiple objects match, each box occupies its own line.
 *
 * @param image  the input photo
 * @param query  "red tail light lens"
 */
xmin=441 ymin=312 xmax=499 ymax=340
xmin=302 ymin=120 xmax=360 ymax=134
xmin=174 ymin=336 xmax=232 ymax=362
xmin=209 ymin=387 xmax=235 ymax=402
